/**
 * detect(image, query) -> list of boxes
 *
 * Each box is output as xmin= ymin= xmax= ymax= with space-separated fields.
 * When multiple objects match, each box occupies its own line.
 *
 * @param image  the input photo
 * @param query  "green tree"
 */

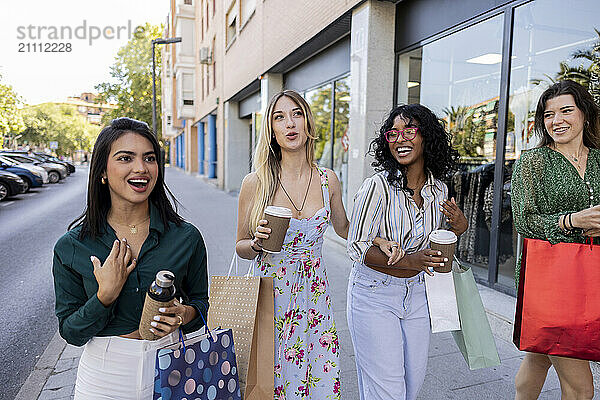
xmin=20 ymin=103 xmax=99 ymax=156
xmin=95 ymin=23 xmax=163 ymax=137
xmin=307 ymin=86 xmax=332 ymax=165
xmin=0 ymin=75 xmax=24 ymax=148
xmin=333 ymin=77 xmax=350 ymax=171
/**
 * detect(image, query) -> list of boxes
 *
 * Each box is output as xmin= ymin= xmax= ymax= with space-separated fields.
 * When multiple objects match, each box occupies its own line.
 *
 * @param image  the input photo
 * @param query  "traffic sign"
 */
xmin=341 ymin=132 xmax=350 ymax=151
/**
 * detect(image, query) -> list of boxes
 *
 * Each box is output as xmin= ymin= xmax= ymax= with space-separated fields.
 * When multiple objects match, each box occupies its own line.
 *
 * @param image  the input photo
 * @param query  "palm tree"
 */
xmin=570 ymin=28 xmax=600 ymax=103
xmin=443 ymin=105 xmax=485 ymax=159
xmin=532 ymin=28 xmax=600 ymax=104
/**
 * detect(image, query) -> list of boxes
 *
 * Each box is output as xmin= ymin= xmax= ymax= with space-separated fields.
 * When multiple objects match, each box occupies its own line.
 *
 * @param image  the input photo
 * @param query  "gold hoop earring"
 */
xmin=101 ymin=177 xmax=107 ymax=184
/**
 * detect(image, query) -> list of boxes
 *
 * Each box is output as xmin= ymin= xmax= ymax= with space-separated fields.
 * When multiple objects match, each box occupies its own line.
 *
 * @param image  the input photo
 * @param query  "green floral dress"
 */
xmin=511 ymin=146 xmax=600 ymax=285
xmin=255 ymin=167 xmax=340 ymax=400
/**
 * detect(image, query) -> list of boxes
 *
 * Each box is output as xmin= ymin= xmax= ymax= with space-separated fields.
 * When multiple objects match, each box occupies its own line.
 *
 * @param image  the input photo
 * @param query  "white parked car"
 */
xmin=0 ymin=155 xmax=49 ymax=183
xmin=0 ymin=153 xmax=66 ymax=183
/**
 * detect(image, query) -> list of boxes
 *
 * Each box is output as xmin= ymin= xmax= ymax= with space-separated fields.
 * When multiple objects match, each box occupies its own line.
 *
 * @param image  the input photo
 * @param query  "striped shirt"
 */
xmin=347 ymin=171 xmax=448 ymax=264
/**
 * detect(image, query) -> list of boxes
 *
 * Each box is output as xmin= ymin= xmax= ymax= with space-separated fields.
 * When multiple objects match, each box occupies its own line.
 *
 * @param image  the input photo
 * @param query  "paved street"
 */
xmin=13 ymin=166 xmax=600 ymax=399
xmin=0 ymin=169 xmax=86 ymax=400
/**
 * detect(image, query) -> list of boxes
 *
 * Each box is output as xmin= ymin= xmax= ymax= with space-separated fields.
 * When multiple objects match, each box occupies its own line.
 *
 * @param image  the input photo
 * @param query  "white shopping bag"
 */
xmin=424 ymin=271 xmax=461 ymax=333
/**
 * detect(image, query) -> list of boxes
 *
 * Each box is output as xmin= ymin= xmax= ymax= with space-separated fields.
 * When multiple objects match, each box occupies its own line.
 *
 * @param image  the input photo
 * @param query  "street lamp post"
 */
xmin=151 ymin=37 xmax=182 ymax=136
xmin=151 ymin=37 xmax=182 ymax=172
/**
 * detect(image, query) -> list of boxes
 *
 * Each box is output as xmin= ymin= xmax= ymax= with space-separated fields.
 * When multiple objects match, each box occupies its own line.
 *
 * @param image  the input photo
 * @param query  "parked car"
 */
xmin=34 ymin=152 xmax=75 ymax=174
xmin=0 ymin=170 xmax=27 ymax=201
xmin=0 ymin=153 xmax=67 ymax=183
xmin=0 ymin=160 xmax=43 ymax=192
xmin=0 ymin=155 xmax=49 ymax=184
xmin=2 ymin=151 xmax=72 ymax=176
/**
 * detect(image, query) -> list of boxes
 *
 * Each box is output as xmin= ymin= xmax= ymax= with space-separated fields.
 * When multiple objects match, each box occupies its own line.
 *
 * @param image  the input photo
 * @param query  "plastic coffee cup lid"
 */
xmin=429 ymin=229 xmax=457 ymax=244
xmin=264 ymin=206 xmax=293 ymax=218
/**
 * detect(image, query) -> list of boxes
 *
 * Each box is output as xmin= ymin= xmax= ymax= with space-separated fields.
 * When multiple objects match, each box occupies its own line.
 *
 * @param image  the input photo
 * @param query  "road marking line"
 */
xmin=0 ymin=201 xmax=15 ymax=207
xmin=26 ymin=193 xmax=37 ymax=197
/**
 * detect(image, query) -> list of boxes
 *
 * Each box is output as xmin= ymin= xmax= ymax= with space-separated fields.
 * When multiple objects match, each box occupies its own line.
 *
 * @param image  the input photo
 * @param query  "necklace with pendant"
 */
xmin=571 ymin=150 xmax=581 ymax=164
xmin=555 ymin=144 xmax=586 ymax=171
xmin=573 ymin=156 xmax=582 ymax=171
xmin=568 ymin=147 xmax=585 ymax=171
xmin=110 ymin=215 xmax=150 ymax=234
xmin=278 ymin=168 xmax=313 ymax=217
xmin=408 ymin=175 xmax=427 ymax=193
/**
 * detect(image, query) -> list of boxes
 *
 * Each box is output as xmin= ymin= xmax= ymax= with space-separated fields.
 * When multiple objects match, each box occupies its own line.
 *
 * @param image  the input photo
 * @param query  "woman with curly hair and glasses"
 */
xmin=346 ymin=104 xmax=468 ymax=400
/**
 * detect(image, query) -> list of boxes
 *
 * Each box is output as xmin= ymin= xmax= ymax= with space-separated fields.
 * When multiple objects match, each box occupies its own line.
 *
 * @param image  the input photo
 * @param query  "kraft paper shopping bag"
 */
xmin=208 ymin=255 xmax=274 ymax=399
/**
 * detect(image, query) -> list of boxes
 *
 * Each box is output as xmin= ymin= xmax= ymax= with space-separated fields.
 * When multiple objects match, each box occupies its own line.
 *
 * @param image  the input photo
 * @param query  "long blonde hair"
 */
xmin=248 ymin=90 xmax=318 ymax=234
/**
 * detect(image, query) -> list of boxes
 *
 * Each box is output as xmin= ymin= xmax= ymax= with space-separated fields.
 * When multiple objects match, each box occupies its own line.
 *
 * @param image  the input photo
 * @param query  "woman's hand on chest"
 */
xmin=91 ymin=238 xmax=138 ymax=306
xmin=111 ymin=228 xmax=148 ymax=259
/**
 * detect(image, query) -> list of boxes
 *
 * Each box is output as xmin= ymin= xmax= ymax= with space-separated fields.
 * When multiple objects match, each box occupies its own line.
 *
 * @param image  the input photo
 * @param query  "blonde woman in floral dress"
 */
xmin=236 ymin=90 xmax=349 ymax=399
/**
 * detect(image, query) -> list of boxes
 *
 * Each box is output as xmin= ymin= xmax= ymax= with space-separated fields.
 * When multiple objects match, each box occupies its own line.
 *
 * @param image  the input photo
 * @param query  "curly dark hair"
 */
xmin=369 ymin=104 xmax=459 ymax=194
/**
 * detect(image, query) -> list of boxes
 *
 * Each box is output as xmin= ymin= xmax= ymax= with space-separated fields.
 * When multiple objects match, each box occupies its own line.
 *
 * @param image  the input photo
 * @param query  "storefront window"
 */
xmin=397 ymin=14 xmax=504 ymax=274
xmin=305 ymin=84 xmax=332 ymax=168
xmin=303 ymin=78 xmax=350 ymax=206
xmin=500 ymin=0 xmax=600 ymax=286
xmin=334 ymin=77 xmax=350 ymax=207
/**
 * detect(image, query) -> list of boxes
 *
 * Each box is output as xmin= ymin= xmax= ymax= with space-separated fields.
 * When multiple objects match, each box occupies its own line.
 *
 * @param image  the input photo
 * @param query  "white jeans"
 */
xmin=74 ymin=332 xmax=178 ymax=400
xmin=347 ymin=263 xmax=431 ymax=400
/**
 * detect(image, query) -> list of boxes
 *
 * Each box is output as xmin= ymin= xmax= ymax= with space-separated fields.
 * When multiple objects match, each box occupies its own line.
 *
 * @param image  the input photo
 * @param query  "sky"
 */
xmin=0 ymin=0 xmax=169 ymax=105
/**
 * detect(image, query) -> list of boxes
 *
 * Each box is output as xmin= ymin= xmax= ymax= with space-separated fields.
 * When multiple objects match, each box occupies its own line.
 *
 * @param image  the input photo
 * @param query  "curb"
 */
xmin=15 ymin=331 xmax=66 ymax=400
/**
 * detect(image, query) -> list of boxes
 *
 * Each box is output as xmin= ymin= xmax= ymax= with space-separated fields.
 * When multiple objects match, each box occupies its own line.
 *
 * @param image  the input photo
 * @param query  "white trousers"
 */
xmin=347 ymin=263 xmax=431 ymax=400
xmin=74 ymin=332 xmax=178 ymax=400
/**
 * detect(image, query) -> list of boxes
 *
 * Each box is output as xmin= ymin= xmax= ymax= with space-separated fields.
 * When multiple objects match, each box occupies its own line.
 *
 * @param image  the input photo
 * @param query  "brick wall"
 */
xmin=223 ymin=0 xmax=362 ymax=100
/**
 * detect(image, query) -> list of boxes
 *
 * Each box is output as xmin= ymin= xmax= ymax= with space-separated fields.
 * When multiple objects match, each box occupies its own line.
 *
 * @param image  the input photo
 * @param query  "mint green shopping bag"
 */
xmin=451 ymin=258 xmax=501 ymax=370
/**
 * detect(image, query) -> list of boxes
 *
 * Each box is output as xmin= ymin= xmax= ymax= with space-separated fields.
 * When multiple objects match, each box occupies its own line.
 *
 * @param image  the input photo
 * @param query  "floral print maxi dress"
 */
xmin=256 ymin=167 xmax=341 ymax=400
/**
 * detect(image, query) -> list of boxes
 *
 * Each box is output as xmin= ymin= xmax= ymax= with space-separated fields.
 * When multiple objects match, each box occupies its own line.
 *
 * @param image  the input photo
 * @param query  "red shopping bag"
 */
xmin=513 ymin=238 xmax=600 ymax=361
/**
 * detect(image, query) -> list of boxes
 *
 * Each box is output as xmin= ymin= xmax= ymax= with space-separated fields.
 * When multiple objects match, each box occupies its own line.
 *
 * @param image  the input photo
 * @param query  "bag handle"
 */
xmin=227 ymin=251 xmax=254 ymax=279
xmin=227 ymin=252 xmax=239 ymax=277
xmin=453 ymin=255 xmax=469 ymax=273
xmin=196 ymin=306 xmax=217 ymax=342
xmin=586 ymin=236 xmax=594 ymax=250
xmin=178 ymin=301 xmax=216 ymax=355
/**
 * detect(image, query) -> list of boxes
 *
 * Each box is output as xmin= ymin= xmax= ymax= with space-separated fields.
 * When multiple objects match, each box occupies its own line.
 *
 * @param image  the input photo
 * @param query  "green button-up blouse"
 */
xmin=511 ymin=146 xmax=600 ymax=284
xmin=53 ymin=204 xmax=209 ymax=346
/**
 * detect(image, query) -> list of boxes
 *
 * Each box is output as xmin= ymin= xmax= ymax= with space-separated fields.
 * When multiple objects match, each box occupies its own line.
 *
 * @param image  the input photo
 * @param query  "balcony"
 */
xmin=162 ymin=115 xmax=180 ymax=138
xmin=174 ymin=10 xmax=195 ymax=71
xmin=175 ymin=0 xmax=195 ymax=19
xmin=175 ymin=70 xmax=195 ymax=120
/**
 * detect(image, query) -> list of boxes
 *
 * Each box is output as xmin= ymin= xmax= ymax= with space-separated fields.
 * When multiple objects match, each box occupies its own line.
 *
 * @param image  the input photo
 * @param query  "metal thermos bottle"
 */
xmin=139 ymin=270 xmax=176 ymax=340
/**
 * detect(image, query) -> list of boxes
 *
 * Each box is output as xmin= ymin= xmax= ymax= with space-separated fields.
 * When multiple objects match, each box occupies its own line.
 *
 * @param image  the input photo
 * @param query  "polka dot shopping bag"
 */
xmin=153 ymin=318 xmax=241 ymax=400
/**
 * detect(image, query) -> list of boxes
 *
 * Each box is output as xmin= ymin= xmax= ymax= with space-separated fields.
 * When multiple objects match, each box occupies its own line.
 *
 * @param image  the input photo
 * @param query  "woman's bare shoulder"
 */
xmin=321 ymin=167 xmax=340 ymax=184
xmin=240 ymin=172 xmax=259 ymax=192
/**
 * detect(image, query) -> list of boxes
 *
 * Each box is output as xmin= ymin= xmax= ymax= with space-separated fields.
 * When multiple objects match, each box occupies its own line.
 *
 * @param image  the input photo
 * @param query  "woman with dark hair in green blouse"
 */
xmin=53 ymin=118 xmax=209 ymax=399
xmin=512 ymin=80 xmax=600 ymax=400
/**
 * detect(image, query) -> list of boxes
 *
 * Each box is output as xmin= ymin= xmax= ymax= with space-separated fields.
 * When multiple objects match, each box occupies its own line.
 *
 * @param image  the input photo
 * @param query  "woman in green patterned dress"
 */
xmin=512 ymin=80 xmax=600 ymax=400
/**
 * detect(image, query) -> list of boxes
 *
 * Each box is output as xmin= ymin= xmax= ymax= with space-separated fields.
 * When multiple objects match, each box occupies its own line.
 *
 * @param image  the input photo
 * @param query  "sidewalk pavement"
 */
xmin=17 ymin=167 xmax=599 ymax=400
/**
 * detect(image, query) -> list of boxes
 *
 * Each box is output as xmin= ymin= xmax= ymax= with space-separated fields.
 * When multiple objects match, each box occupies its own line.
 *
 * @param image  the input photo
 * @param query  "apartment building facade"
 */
xmin=161 ymin=0 xmax=600 ymax=294
xmin=61 ymin=92 xmax=116 ymax=125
